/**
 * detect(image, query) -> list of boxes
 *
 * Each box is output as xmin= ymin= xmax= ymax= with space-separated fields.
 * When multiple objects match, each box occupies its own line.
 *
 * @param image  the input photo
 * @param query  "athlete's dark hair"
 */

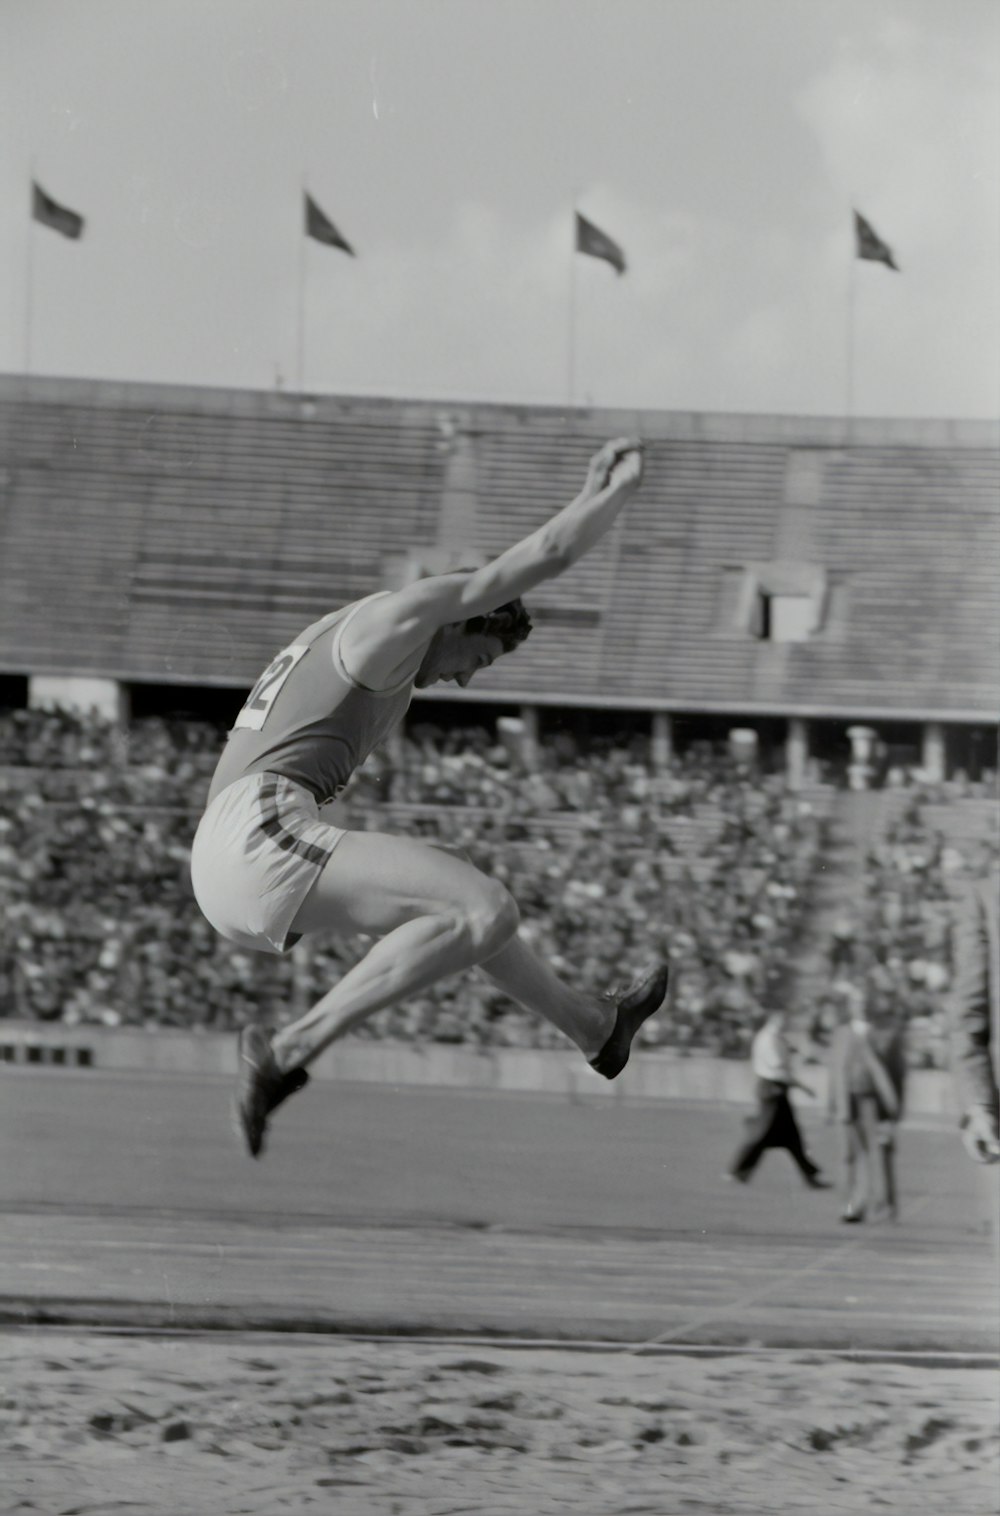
xmin=464 ymin=598 xmax=532 ymax=654
xmin=438 ymin=567 xmax=533 ymax=654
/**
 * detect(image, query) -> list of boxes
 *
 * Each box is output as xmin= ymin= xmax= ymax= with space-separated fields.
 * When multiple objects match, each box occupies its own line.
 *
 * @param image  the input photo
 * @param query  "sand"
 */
xmin=3 ymin=1331 xmax=997 ymax=1515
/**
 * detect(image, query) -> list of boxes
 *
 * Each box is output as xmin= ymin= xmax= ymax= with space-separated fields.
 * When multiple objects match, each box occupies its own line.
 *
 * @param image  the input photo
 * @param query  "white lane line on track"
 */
xmin=5 ymin=1321 xmax=997 ymax=1367
xmin=0 ymin=1225 xmax=965 ymax=1258
xmin=630 ymin=1194 xmax=934 ymax=1352
xmin=1 ymin=1244 xmax=983 ymax=1294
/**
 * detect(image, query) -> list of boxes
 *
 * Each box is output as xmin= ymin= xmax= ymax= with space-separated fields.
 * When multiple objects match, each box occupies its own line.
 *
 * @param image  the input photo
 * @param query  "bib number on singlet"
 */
xmin=233 ymin=643 xmax=309 ymax=731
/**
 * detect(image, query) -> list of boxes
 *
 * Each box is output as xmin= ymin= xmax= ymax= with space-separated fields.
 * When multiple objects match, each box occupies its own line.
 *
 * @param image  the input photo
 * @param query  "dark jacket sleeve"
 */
xmin=878 ymin=1030 xmax=907 ymax=1120
xmin=947 ymin=880 xmax=1000 ymax=1127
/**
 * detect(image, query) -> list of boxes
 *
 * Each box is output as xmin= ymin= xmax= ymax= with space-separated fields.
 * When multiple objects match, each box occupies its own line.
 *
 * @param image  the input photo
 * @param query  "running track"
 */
xmin=1 ymin=1069 xmax=996 ymax=1354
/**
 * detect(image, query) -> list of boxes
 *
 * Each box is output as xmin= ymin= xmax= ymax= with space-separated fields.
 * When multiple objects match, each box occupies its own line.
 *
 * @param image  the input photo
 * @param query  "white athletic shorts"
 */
xmin=190 ymin=772 xmax=346 ymax=955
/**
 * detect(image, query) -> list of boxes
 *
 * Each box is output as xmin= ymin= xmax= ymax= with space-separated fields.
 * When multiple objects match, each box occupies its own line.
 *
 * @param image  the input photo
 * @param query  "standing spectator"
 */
xmin=827 ymin=985 xmax=906 ymax=1223
xmin=947 ymin=869 xmax=1000 ymax=1165
xmin=728 ymin=1009 xmax=831 ymax=1190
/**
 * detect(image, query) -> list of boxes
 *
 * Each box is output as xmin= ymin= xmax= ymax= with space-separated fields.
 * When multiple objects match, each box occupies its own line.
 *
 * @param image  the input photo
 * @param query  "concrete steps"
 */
xmin=785 ymin=789 xmax=894 ymax=1014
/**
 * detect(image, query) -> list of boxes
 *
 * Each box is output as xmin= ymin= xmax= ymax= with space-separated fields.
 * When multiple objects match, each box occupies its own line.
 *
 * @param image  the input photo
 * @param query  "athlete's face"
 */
xmin=415 ymin=627 xmax=505 ymax=689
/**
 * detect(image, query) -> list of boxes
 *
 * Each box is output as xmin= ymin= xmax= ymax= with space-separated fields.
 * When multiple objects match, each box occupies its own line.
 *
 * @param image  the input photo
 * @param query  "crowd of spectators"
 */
xmin=331 ymin=727 xmax=827 ymax=1055
xmin=4 ymin=706 xmax=993 ymax=1066
xmin=0 ymin=705 xmax=837 ymax=1056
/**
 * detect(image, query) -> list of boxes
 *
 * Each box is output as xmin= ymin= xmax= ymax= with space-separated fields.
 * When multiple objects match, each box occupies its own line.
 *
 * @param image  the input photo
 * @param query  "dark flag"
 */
xmin=32 ymin=181 xmax=84 ymax=240
xmin=305 ymin=193 xmax=355 ymax=255
xmin=854 ymin=210 xmax=899 ymax=271
xmin=575 ymin=211 xmax=626 ymax=275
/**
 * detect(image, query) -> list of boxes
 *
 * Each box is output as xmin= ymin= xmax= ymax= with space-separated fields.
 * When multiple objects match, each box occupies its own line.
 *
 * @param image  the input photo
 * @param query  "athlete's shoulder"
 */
xmin=297 ymin=598 xmax=372 ymax=644
xmin=333 ymin=590 xmax=422 ymax=693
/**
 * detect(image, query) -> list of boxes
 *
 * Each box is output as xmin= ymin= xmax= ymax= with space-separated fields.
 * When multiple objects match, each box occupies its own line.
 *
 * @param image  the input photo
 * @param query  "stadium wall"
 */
xmin=0 ymin=1020 xmax=959 ymax=1119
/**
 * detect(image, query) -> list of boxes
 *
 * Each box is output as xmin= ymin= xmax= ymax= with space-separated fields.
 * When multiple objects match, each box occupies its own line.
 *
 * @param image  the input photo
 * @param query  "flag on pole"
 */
xmin=32 ymin=181 xmax=84 ymax=240
xmin=575 ymin=211 xmax=626 ymax=275
xmin=854 ymin=210 xmax=899 ymax=271
xmin=305 ymin=193 xmax=355 ymax=255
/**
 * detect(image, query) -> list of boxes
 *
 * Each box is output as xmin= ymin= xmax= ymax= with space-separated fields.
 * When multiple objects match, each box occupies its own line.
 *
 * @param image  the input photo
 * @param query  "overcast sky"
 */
xmin=2 ymin=0 xmax=998 ymax=418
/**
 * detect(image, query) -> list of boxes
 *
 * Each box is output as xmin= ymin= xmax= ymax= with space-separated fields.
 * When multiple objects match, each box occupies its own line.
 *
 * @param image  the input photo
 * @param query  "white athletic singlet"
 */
xmin=205 ymin=593 xmax=414 ymax=808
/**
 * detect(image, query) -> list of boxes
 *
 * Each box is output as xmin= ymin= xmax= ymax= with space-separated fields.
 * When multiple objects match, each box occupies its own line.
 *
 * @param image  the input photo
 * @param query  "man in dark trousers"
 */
xmin=728 ymin=1008 xmax=831 ymax=1189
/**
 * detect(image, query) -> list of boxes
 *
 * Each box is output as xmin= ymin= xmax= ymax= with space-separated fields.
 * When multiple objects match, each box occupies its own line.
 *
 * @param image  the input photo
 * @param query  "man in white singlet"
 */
xmin=191 ymin=438 xmax=669 ymax=1156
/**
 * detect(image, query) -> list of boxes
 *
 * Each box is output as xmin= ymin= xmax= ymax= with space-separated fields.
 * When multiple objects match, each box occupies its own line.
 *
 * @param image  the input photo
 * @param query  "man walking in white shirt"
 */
xmin=728 ymin=1009 xmax=831 ymax=1188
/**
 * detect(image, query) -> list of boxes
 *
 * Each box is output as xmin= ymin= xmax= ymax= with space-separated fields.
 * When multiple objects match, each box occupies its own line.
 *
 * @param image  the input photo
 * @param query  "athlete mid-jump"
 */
xmin=191 ymin=438 xmax=669 ymax=1155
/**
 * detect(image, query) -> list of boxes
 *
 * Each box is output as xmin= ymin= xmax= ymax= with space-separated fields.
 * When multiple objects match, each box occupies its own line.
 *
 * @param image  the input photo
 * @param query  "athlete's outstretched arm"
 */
xmin=343 ymin=437 xmax=643 ymax=672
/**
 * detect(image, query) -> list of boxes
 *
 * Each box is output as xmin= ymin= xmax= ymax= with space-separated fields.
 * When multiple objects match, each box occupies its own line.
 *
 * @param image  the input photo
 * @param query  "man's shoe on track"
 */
xmin=589 ymin=963 xmax=670 ymax=1080
xmin=233 ymin=1025 xmax=308 ymax=1158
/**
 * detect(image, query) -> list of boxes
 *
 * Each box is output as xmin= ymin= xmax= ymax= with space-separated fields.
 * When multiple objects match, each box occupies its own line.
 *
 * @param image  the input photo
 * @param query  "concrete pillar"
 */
xmin=728 ymin=727 xmax=758 ymax=766
xmin=846 ymin=724 xmax=876 ymax=790
xmin=922 ymin=722 xmax=946 ymax=784
xmin=786 ymin=717 xmax=809 ymax=791
xmin=651 ymin=712 xmax=673 ymax=772
xmin=28 ymin=675 xmax=129 ymax=726
xmin=516 ymin=705 xmax=540 ymax=769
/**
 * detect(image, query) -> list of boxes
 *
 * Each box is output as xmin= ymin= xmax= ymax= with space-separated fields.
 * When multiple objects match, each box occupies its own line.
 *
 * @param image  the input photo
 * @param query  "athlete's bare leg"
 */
xmin=269 ymin=832 xmax=615 ymax=1073
xmin=477 ymin=934 xmax=612 ymax=1053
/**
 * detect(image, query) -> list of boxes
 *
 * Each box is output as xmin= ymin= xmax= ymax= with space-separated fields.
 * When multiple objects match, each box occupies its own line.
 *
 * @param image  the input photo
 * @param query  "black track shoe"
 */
xmin=589 ymin=963 xmax=670 ymax=1080
xmin=232 ymin=1025 xmax=309 ymax=1158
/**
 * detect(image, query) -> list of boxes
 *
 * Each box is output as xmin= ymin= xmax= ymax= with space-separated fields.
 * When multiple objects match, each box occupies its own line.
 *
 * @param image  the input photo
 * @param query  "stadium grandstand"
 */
xmin=1 ymin=376 xmax=998 ymax=761
xmin=1 ymin=374 xmax=997 ymax=1052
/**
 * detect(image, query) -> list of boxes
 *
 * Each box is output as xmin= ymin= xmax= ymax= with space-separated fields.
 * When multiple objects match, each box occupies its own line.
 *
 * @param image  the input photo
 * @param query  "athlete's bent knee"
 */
xmin=463 ymin=881 xmax=519 ymax=958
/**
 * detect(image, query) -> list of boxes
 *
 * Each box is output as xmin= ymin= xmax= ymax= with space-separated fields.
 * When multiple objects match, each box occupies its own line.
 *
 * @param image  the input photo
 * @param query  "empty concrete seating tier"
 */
xmin=1 ymin=378 xmax=996 ymax=722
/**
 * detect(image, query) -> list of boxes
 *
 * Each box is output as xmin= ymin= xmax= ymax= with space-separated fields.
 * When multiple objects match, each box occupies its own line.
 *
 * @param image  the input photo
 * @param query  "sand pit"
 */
xmin=3 ymin=1330 xmax=997 ymax=1515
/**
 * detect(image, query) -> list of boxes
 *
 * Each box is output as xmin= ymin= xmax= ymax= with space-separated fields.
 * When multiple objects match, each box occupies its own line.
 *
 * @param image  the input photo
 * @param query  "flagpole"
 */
xmin=296 ymin=178 xmax=307 ymax=392
xmin=25 ymin=166 xmax=36 ymax=375
xmin=845 ymin=229 xmax=858 ymax=429
xmin=567 ymin=196 xmax=579 ymax=407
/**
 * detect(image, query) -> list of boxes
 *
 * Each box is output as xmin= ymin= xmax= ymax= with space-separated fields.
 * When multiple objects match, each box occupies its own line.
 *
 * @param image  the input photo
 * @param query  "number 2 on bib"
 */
xmin=234 ymin=644 xmax=309 ymax=731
